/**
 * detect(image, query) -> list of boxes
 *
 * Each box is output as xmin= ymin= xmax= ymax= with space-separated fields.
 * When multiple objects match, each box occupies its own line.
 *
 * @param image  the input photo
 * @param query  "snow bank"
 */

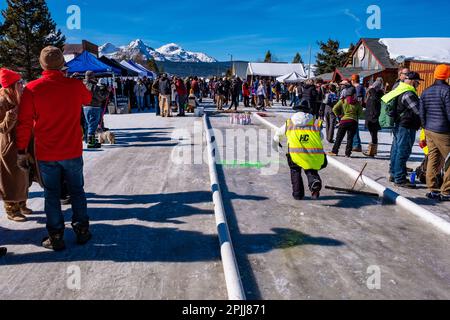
xmin=379 ymin=38 xmax=450 ymax=63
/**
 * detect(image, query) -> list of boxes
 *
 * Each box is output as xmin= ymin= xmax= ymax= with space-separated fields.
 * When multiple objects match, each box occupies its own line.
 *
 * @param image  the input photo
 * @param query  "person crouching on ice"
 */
xmin=273 ymin=100 xmax=327 ymax=200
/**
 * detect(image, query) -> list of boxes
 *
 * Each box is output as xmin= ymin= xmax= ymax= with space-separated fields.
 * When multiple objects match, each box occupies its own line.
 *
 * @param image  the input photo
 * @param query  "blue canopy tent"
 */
xmin=66 ymin=51 xmax=122 ymax=75
xmin=66 ymin=51 xmax=122 ymax=110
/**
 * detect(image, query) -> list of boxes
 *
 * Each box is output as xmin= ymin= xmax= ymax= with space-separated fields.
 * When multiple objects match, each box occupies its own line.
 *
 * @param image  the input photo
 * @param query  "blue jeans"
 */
xmin=136 ymin=96 xmax=144 ymax=110
xmin=352 ymin=125 xmax=362 ymax=149
xmin=390 ymin=126 xmax=417 ymax=183
xmin=83 ymin=107 xmax=102 ymax=136
xmin=38 ymin=157 xmax=89 ymax=233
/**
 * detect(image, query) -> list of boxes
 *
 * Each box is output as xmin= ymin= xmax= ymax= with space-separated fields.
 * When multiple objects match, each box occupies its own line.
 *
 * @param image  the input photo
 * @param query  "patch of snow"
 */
xmin=379 ymin=38 xmax=450 ymax=64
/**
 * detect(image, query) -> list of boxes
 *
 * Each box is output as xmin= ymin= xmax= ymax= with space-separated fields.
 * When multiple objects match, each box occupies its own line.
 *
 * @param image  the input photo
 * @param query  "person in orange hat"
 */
xmin=419 ymin=64 xmax=450 ymax=201
xmin=0 ymin=68 xmax=33 ymax=229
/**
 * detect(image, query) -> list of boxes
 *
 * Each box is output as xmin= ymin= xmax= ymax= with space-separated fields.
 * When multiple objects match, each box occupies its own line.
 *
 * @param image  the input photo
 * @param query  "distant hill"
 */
xmin=156 ymin=61 xmax=243 ymax=78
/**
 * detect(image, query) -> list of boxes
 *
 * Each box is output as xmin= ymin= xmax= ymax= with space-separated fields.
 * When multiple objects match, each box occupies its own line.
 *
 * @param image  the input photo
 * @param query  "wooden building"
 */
xmin=63 ymin=40 xmax=99 ymax=62
xmin=335 ymin=38 xmax=450 ymax=94
xmin=404 ymin=60 xmax=449 ymax=95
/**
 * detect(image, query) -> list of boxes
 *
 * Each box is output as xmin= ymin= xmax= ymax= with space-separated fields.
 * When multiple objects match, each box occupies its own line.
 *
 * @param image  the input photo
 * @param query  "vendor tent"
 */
xmin=99 ymin=56 xmax=139 ymax=77
xmin=66 ymin=51 xmax=121 ymax=75
xmin=127 ymin=60 xmax=157 ymax=79
xmin=276 ymin=71 xmax=306 ymax=83
xmin=247 ymin=63 xmax=306 ymax=78
xmin=120 ymin=60 xmax=147 ymax=77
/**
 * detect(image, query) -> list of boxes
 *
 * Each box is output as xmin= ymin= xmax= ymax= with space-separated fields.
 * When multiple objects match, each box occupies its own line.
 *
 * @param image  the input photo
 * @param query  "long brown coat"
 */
xmin=0 ymin=95 xmax=29 ymax=202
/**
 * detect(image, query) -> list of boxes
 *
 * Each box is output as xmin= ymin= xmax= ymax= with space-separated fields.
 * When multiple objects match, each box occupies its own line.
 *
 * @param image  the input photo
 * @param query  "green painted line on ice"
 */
xmin=219 ymin=159 xmax=283 ymax=168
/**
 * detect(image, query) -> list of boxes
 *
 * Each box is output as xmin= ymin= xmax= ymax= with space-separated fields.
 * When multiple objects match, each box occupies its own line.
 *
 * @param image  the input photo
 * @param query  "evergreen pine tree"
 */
xmin=146 ymin=57 xmax=159 ymax=74
xmin=315 ymin=39 xmax=347 ymax=75
xmin=0 ymin=0 xmax=66 ymax=80
xmin=343 ymin=43 xmax=355 ymax=66
xmin=264 ymin=50 xmax=272 ymax=63
xmin=293 ymin=52 xmax=304 ymax=64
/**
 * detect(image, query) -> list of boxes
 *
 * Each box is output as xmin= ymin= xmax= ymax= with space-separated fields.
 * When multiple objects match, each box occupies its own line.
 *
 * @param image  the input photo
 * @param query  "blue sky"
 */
xmin=1 ymin=0 xmax=449 ymax=62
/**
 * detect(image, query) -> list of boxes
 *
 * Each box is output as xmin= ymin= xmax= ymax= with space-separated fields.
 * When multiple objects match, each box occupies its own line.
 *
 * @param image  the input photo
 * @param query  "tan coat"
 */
xmin=0 ymin=96 xmax=29 ymax=202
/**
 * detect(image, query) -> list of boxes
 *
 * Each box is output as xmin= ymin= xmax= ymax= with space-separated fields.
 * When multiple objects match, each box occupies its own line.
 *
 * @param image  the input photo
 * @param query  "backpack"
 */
xmin=379 ymin=96 xmax=398 ymax=129
xmin=380 ymin=82 xmax=417 ymax=129
xmin=327 ymin=92 xmax=338 ymax=106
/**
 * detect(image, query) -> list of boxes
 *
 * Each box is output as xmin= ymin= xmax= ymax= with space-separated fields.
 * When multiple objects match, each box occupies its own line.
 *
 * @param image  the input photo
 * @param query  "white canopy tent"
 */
xmin=247 ymin=63 xmax=307 ymax=78
xmin=276 ymin=71 xmax=306 ymax=83
xmin=120 ymin=60 xmax=147 ymax=77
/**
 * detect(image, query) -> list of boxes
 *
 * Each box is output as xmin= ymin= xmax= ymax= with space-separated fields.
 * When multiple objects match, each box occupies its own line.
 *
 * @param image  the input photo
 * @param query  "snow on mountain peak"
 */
xmin=99 ymin=39 xmax=217 ymax=63
xmin=98 ymin=43 xmax=120 ymax=55
xmin=157 ymin=43 xmax=182 ymax=54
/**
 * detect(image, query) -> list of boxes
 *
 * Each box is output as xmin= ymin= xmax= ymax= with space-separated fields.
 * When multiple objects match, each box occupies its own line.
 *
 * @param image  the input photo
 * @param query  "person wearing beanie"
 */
xmin=0 ymin=68 xmax=33 ymax=226
xmin=328 ymin=86 xmax=364 ymax=158
xmin=16 ymin=46 xmax=93 ymax=251
xmin=420 ymin=64 xmax=450 ymax=201
xmin=363 ymin=77 xmax=385 ymax=158
xmin=387 ymin=71 xmax=423 ymax=188
xmin=274 ymin=99 xmax=327 ymax=200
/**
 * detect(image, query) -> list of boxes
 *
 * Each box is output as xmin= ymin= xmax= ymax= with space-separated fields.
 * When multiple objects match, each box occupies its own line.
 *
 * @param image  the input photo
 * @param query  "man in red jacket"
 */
xmin=16 ymin=46 xmax=93 ymax=251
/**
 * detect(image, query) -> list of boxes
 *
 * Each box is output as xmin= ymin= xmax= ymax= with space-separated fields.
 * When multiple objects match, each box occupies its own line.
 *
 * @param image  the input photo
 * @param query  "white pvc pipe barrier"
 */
xmin=254 ymin=113 xmax=450 ymax=236
xmin=203 ymin=115 xmax=246 ymax=300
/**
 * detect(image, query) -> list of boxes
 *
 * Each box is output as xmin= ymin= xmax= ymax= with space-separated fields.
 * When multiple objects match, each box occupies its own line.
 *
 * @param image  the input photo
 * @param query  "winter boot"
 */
xmin=72 ymin=224 xmax=92 ymax=245
xmin=19 ymin=201 xmax=33 ymax=215
xmin=87 ymin=135 xmax=101 ymax=149
xmin=0 ymin=247 xmax=6 ymax=257
xmin=363 ymin=144 xmax=378 ymax=158
xmin=42 ymin=230 xmax=66 ymax=251
xmin=311 ymin=180 xmax=322 ymax=200
xmin=4 ymin=202 xmax=26 ymax=222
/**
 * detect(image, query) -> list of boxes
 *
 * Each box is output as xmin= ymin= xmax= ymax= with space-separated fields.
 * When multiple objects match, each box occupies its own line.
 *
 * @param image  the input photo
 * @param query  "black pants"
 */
xmin=287 ymin=154 xmax=322 ymax=199
xmin=332 ymin=121 xmax=358 ymax=156
xmin=229 ymin=94 xmax=239 ymax=110
xmin=367 ymin=122 xmax=380 ymax=144
xmin=324 ymin=106 xmax=337 ymax=143
xmin=243 ymin=95 xmax=250 ymax=107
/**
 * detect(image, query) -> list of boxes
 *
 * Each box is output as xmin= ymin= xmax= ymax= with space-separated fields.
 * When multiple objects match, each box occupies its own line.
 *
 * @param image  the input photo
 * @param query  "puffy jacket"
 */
xmin=420 ymin=80 xmax=450 ymax=134
xmin=16 ymin=70 xmax=92 ymax=161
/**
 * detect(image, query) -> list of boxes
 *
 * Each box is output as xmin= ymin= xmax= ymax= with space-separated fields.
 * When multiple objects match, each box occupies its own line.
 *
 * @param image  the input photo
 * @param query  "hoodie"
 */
xmin=274 ymin=112 xmax=321 ymax=143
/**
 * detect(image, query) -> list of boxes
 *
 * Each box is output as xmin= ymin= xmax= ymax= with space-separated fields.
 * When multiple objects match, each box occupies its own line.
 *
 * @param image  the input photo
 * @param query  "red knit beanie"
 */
xmin=0 ymin=68 xmax=22 ymax=88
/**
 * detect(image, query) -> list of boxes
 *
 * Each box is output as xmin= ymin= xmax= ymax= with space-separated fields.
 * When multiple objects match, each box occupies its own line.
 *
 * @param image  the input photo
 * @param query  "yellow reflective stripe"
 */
xmin=288 ymin=147 xmax=324 ymax=154
xmin=286 ymin=125 xmax=320 ymax=132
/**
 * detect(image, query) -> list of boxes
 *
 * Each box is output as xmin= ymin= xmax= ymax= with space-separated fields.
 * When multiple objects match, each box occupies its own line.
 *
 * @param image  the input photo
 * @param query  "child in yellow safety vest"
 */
xmin=273 ymin=101 xmax=328 ymax=200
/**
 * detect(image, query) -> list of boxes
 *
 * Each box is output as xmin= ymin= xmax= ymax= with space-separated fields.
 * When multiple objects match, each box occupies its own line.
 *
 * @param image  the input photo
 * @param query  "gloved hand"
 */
xmin=17 ymin=153 xmax=31 ymax=171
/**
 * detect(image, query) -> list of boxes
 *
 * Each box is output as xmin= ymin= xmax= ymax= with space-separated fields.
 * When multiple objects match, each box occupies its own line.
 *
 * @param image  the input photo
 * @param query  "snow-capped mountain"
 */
xmin=99 ymin=39 xmax=217 ymax=63
xmin=156 ymin=43 xmax=217 ymax=63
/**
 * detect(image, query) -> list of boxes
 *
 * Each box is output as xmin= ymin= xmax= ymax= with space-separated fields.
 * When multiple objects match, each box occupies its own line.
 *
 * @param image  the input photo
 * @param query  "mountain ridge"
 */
xmin=99 ymin=39 xmax=217 ymax=63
